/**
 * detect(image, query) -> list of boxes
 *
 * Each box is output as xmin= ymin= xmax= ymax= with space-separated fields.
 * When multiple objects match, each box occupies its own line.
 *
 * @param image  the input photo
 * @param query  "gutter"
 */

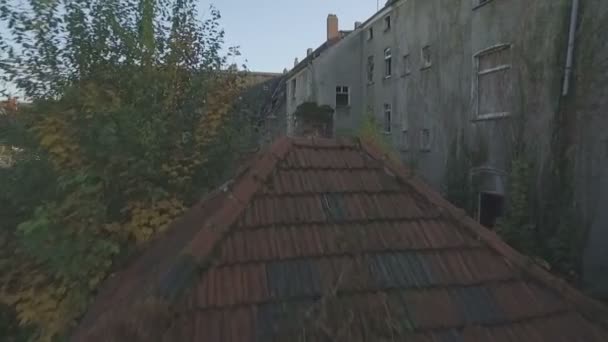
xmin=562 ymin=0 xmax=580 ymax=96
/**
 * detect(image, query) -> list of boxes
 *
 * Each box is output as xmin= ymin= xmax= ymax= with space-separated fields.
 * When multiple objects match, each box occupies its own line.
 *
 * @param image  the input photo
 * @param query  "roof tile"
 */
xmin=74 ymin=137 xmax=608 ymax=342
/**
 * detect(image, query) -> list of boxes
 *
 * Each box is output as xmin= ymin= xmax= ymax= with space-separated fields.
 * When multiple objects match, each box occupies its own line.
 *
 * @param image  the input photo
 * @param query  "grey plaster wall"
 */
xmin=575 ymin=0 xmax=608 ymax=296
xmin=285 ymin=32 xmax=364 ymax=136
xmin=311 ymin=33 xmax=364 ymax=136
xmin=283 ymin=0 xmax=608 ymax=295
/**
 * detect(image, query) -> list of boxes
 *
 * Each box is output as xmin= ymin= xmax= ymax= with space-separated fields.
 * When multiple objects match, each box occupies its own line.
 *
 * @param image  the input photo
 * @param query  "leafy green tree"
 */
xmin=0 ymin=1 xmax=248 ymax=340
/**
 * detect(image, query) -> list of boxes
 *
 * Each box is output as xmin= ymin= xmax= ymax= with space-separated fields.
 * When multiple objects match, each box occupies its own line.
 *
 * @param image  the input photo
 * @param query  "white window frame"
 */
xmin=383 ymin=104 xmax=392 ymax=133
xmin=473 ymin=43 xmax=512 ymax=121
xmin=384 ymin=48 xmax=392 ymax=78
xmin=421 ymin=45 xmax=432 ymax=69
xmin=335 ymin=86 xmax=350 ymax=107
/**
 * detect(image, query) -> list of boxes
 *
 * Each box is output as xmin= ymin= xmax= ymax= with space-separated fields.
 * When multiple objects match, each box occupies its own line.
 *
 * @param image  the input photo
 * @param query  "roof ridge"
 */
xmin=183 ymin=136 xmax=294 ymax=264
xmin=359 ymin=139 xmax=608 ymax=329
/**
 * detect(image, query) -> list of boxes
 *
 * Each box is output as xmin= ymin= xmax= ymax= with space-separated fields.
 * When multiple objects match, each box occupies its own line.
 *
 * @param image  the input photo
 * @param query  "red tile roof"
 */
xmin=72 ymin=136 xmax=608 ymax=341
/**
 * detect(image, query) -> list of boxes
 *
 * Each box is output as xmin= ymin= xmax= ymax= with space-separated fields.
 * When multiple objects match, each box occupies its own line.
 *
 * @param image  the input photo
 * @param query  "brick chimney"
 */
xmin=327 ymin=14 xmax=339 ymax=41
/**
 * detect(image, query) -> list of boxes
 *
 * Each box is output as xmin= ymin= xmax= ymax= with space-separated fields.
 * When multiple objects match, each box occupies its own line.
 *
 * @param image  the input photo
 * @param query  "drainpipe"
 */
xmin=562 ymin=0 xmax=580 ymax=96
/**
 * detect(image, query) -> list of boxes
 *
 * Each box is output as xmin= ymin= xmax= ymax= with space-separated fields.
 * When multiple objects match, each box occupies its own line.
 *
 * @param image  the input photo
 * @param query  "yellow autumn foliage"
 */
xmin=32 ymin=116 xmax=85 ymax=171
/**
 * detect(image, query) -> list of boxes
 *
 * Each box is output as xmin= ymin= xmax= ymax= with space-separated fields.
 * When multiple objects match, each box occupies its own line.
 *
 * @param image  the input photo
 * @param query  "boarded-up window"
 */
xmin=476 ymin=45 xmax=511 ymax=117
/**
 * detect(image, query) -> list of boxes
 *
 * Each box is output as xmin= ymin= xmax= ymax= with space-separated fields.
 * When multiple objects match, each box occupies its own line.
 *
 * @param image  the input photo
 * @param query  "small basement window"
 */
xmin=479 ymin=192 xmax=504 ymax=228
xmin=336 ymin=86 xmax=350 ymax=107
xmin=384 ymin=104 xmax=392 ymax=133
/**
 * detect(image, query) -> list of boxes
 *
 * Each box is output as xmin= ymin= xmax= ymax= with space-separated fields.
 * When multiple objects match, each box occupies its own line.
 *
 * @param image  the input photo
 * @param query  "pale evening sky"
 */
xmin=206 ymin=0 xmax=379 ymax=72
xmin=0 ymin=1 xmax=380 ymax=97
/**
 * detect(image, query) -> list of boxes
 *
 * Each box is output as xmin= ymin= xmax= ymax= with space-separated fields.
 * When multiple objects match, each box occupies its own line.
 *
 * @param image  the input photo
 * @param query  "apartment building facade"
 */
xmin=285 ymin=0 xmax=608 ymax=295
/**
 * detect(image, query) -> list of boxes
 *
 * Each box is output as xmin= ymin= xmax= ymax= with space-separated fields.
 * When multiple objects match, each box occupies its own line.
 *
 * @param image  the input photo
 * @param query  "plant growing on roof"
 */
xmin=294 ymin=102 xmax=334 ymax=123
xmin=0 ymin=0 xmax=250 ymax=340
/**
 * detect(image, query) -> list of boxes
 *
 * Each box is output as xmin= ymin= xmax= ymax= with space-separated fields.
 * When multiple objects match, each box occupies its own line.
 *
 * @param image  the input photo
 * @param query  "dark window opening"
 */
xmin=368 ymin=28 xmax=374 ymax=40
xmin=479 ymin=192 xmax=504 ymax=228
xmin=384 ymin=104 xmax=392 ymax=133
xmin=384 ymin=16 xmax=391 ymax=31
xmin=336 ymin=86 xmax=349 ymax=107
xmin=291 ymin=79 xmax=297 ymax=99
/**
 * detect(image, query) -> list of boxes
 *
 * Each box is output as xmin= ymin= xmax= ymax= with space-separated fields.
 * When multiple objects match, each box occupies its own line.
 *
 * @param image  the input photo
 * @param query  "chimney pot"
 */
xmin=355 ymin=21 xmax=363 ymax=29
xmin=307 ymin=48 xmax=313 ymax=56
xmin=294 ymin=58 xmax=299 ymax=67
xmin=327 ymin=14 xmax=339 ymax=41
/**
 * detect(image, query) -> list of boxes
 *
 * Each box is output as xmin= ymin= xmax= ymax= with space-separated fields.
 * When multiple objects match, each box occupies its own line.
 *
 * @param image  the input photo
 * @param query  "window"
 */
xmin=336 ymin=86 xmax=349 ymax=107
xmin=384 ymin=48 xmax=392 ymax=78
xmin=479 ymin=192 xmax=504 ymax=228
xmin=402 ymin=54 xmax=411 ymax=75
xmin=383 ymin=104 xmax=392 ymax=133
xmin=384 ymin=16 xmax=391 ymax=31
xmin=291 ymin=79 xmax=297 ymax=99
xmin=475 ymin=44 xmax=512 ymax=119
xmin=421 ymin=45 xmax=432 ymax=69
xmin=368 ymin=28 xmax=374 ymax=40
xmin=367 ymin=56 xmax=375 ymax=83
xmin=420 ymin=128 xmax=432 ymax=151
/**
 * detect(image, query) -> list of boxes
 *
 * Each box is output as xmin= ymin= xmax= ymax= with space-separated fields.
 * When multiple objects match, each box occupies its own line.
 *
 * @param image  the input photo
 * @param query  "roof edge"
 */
xmin=183 ymin=136 xmax=293 ymax=263
xmin=359 ymin=138 xmax=608 ymax=328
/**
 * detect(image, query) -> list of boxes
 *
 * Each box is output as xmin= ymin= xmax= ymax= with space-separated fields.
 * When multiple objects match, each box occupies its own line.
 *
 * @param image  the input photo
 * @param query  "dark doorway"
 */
xmin=479 ymin=192 xmax=504 ymax=228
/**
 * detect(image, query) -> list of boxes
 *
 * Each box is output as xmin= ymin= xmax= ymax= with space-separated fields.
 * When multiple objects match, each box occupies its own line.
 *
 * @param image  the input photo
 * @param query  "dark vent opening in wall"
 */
xmin=479 ymin=192 xmax=504 ymax=228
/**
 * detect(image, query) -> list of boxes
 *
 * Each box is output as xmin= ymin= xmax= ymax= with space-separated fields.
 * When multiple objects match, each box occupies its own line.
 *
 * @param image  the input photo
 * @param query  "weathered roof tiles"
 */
xmin=72 ymin=136 xmax=608 ymax=342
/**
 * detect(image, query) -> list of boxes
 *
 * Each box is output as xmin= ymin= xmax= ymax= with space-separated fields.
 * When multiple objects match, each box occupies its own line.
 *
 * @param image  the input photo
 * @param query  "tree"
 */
xmin=0 ymin=1 xmax=248 ymax=340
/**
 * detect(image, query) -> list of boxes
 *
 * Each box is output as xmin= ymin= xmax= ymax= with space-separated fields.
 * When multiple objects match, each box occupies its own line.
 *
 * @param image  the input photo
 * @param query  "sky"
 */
xmin=0 ymin=1 xmax=380 ymax=98
xmin=204 ymin=0 xmax=379 ymax=73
